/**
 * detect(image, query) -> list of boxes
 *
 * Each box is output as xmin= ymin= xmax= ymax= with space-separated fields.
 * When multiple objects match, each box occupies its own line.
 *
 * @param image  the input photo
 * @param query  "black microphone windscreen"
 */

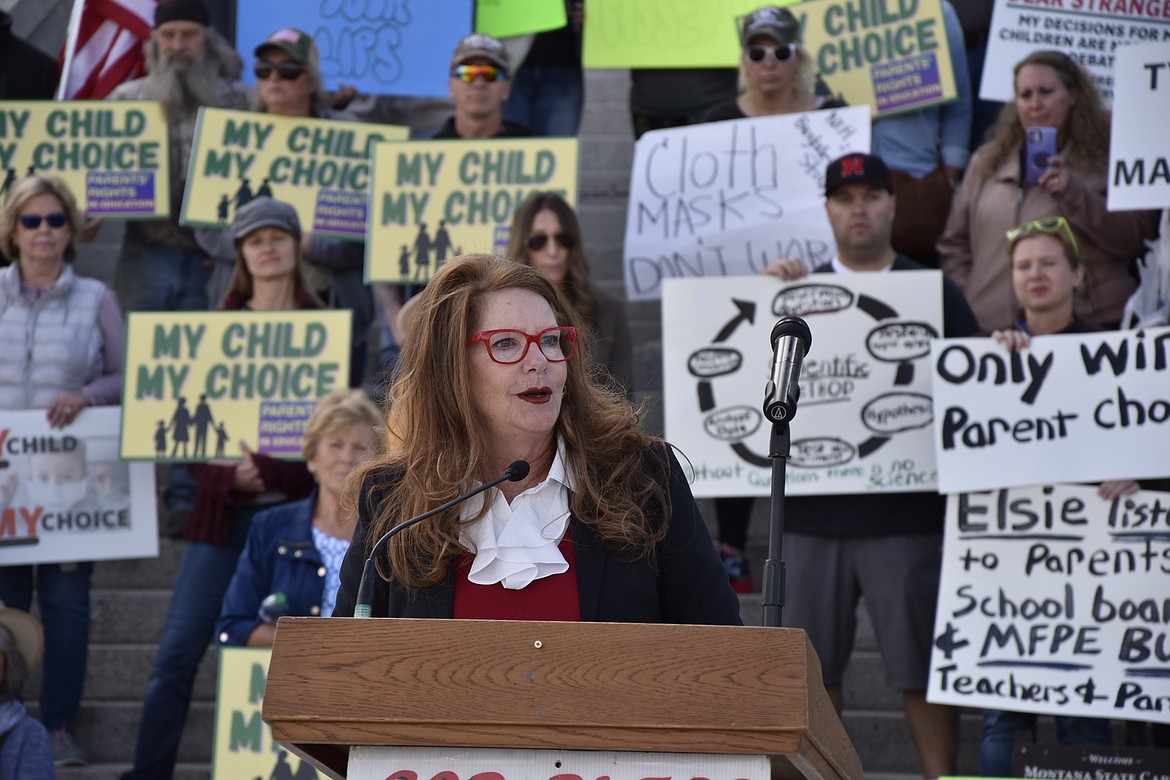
xmin=505 ymin=460 xmax=531 ymax=481
xmin=770 ymin=316 xmax=812 ymax=354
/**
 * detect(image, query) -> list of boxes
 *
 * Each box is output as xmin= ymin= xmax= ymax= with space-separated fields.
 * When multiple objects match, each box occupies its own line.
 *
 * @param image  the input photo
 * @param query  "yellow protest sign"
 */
xmin=365 ymin=137 xmax=579 ymax=283
xmin=212 ymin=647 xmax=324 ymax=780
xmin=582 ymin=0 xmax=797 ymax=68
xmin=584 ymin=0 xmax=956 ymax=115
xmin=180 ymin=108 xmax=408 ymax=240
xmin=120 ymin=310 xmax=351 ymax=462
xmin=0 ymin=100 xmax=170 ymax=218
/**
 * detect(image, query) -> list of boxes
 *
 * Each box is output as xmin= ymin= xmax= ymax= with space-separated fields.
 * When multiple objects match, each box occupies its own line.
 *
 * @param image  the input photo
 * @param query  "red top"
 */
xmin=453 ymin=526 xmax=581 ymax=621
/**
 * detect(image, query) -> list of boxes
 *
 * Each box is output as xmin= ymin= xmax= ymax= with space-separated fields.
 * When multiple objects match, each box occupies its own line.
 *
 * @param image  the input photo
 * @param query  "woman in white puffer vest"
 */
xmin=0 ymin=175 xmax=124 ymax=766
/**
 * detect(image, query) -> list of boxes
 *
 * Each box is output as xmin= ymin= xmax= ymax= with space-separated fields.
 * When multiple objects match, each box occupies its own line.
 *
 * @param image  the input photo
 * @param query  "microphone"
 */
xmin=762 ymin=317 xmax=812 ymax=425
xmin=353 ymin=459 xmax=531 ymax=617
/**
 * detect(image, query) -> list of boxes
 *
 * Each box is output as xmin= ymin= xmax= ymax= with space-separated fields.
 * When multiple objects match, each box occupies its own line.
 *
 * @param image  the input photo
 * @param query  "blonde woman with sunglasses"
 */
xmin=980 ymin=215 xmax=1136 ymax=774
xmin=0 ymin=175 xmax=126 ymax=766
xmin=702 ymin=5 xmax=845 ymax=122
xmin=938 ymin=50 xmax=1158 ymax=332
xmin=507 ymin=191 xmax=633 ymax=397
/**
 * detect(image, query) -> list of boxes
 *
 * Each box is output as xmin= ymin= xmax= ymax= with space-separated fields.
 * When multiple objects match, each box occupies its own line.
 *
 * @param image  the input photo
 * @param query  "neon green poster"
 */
xmin=477 ymin=0 xmax=568 ymax=38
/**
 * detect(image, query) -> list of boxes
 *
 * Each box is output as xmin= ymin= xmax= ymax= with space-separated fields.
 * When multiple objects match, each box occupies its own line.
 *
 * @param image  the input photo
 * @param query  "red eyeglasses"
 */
xmin=468 ymin=327 xmax=578 ymax=364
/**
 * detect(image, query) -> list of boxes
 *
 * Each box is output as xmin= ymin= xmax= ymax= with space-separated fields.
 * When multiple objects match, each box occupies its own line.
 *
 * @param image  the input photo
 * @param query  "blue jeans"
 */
xmin=502 ymin=64 xmax=584 ymax=137
xmin=116 ymin=224 xmax=211 ymax=313
xmin=122 ymin=505 xmax=260 ymax=780
xmin=980 ymin=710 xmax=1112 ymax=777
xmin=0 ymin=562 xmax=93 ymax=732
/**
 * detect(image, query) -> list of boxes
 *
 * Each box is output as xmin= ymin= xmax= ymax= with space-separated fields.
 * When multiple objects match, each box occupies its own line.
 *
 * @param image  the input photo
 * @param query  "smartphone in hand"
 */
xmin=1024 ymin=126 xmax=1057 ymax=185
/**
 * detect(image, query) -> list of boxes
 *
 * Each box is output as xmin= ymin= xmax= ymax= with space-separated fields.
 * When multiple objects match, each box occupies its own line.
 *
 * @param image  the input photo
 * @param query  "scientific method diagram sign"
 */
xmin=366 ymin=137 xmax=579 ymax=283
xmin=237 ymin=0 xmax=473 ymax=97
xmin=1108 ymin=40 xmax=1170 ymax=211
xmin=120 ymin=310 xmax=352 ymax=462
xmin=625 ymin=106 xmax=870 ymax=302
xmin=982 ymin=0 xmax=1170 ymax=106
xmin=930 ymin=328 xmax=1170 ymax=494
xmin=663 ymin=272 xmax=944 ymax=498
xmin=0 ymin=407 xmax=157 ymax=566
xmin=928 ymin=483 xmax=1170 ymax=723
xmin=585 ymin=0 xmax=958 ymax=116
xmin=0 ymin=100 xmax=169 ymax=218
xmin=212 ymin=647 xmax=323 ymax=780
xmin=181 ymin=108 xmax=407 ymax=239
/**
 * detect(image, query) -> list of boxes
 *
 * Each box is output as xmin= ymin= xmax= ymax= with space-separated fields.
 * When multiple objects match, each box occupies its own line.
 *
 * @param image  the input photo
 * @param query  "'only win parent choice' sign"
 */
xmin=930 ymin=328 xmax=1170 ymax=493
xmin=0 ymin=101 xmax=169 ymax=218
xmin=120 ymin=311 xmax=351 ymax=462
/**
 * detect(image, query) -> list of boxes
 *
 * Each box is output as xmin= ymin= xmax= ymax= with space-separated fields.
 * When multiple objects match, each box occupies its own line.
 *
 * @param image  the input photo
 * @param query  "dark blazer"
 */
xmin=333 ymin=448 xmax=742 ymax=626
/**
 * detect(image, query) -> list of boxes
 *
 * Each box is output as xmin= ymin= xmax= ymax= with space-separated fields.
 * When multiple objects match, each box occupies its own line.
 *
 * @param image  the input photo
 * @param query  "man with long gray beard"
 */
xmin=108 ymin=0 xmax=249 ymax=314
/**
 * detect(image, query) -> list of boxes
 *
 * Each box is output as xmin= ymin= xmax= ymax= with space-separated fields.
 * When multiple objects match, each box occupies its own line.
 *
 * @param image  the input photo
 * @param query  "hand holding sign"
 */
xmin=232 ymin=442 xmax=266 ymax=493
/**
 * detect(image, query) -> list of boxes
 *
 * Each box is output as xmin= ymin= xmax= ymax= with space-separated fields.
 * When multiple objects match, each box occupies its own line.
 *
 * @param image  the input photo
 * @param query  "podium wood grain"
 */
xmin=264 ymin=618 xmax=862 ymax=780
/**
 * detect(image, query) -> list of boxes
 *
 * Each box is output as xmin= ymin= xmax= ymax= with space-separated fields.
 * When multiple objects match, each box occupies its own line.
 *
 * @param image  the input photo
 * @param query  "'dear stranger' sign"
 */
xmin=120 ymin=311 xmax=351 ymax=462
xmin=1 ymin=407 xmax=157 ymax=565
xmin=365 ymin=137 xmax=579 ymax=283
xmin=181 ymin=108 xmax=408 ymax=239
xmin=0 ymin=100 xmax=169 ymax=218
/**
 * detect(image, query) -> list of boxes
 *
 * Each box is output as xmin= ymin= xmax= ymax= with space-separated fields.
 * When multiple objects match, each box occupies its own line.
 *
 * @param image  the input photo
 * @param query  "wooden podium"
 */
xmin=264 ymin=618 xmax=862 ymax=780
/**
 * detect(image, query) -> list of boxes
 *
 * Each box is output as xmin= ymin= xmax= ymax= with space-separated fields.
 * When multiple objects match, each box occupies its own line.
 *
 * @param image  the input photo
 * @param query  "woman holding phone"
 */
xmin=938 ymin=50 xmax=1157 ymax=332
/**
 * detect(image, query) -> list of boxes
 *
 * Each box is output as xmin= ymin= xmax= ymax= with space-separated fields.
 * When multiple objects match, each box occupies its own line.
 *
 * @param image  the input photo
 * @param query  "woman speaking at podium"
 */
xmin=334 ymin=254 xmax=740 ymax=624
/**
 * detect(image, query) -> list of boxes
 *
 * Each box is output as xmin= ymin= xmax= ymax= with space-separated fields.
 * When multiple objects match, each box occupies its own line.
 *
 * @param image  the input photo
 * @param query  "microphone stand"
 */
xmin=762 ymin=419 xmax=790 ymax=628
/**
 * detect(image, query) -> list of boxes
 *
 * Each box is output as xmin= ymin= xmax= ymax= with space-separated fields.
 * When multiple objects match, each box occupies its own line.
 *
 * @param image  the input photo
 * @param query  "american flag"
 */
xmin=57 ymin=0 xmax=157 ymax=99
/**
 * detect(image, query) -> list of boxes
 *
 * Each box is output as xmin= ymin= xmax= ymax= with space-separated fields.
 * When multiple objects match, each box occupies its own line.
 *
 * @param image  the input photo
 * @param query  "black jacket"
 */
xmin=334 ymin=448 xmax=742 ymax=625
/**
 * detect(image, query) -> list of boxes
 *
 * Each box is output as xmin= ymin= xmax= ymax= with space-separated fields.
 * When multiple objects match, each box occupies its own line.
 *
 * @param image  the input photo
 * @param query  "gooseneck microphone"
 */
xmin=353 ymin=460 xmax=530 ymax=618
xmin=762 ymin=317 xmax=812 ymax=425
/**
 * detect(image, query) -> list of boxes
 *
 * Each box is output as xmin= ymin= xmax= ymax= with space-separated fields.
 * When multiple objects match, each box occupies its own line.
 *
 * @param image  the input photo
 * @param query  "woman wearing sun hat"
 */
xmin=0 ymin=600 xmax=53 ymax=779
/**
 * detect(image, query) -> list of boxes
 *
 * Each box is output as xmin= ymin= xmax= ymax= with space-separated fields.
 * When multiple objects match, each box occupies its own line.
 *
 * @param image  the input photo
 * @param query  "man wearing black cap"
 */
xmin=765 ymin=153 xmax=978 ymax=780
xmin=107 ymin=0 xmax=250 ymax=314
xmin=431 ymin=33 xmax=531 ymax=139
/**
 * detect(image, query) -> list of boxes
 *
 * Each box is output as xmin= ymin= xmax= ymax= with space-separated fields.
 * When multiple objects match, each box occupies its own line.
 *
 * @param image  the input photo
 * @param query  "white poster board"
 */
xmin=623 ymin=106 xmax=871 ymax=302
xmin=1108 ymin=40 xmax=1170 ymax=211
xmin=663 ymin=272 xmax=944 ymax=498
xmin=0 ymin=407 xmax=157 ymax=565
xmin=982 ymin=0 xmax=1170 ymax=107
xmin=929 ymin=484 xmax=1170 ymax=723
xmin=349 ymin=746 xmax=768 ymax=780
xmin=930 ymin=328 xmax=1170 ymax=494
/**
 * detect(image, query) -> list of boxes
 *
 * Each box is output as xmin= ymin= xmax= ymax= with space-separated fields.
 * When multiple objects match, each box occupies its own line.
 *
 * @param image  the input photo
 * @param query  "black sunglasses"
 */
xmin=20 ymin=212 xmax=68 ymax=229
xmin=526 ymin=232 xmax=575 ymax=252
xmin=746 ymin=43 xmax=797 ymax=63
xmin=254 ymin=60 xmax=306 ymax=81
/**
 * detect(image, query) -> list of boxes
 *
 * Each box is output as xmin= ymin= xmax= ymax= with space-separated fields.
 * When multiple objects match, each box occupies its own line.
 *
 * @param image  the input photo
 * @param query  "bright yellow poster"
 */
xmin=212 ymin=647 xmax=324 ymax=780
xmin=120 ymin=310 xmax=351 ymax=462
xmin=365 ymin=137 xmax=579 ymax=283
xmin=0 ymin=100 xmax=170 ymax=218
xmin=180 ymin=107 xmax=408 ymax=240
xmin=583 ymin=0 xmax=956 ymax=115
xmin=582 ymin=0 xmax=797 ymax=68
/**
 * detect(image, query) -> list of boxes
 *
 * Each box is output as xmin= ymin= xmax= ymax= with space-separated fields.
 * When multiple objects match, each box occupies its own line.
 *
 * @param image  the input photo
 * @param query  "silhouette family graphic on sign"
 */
xmin=267 ymin=749 xmax=319 ymax=780
xmin=154 ymin=394 xmax=228 ymax=459
xmin=0 ymin=166 xmax=42 ymax=197
xmin=405 ymin=220 xmax=459 ymax=282
xmin=216 ymin=177 xmax=277 ymax=224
